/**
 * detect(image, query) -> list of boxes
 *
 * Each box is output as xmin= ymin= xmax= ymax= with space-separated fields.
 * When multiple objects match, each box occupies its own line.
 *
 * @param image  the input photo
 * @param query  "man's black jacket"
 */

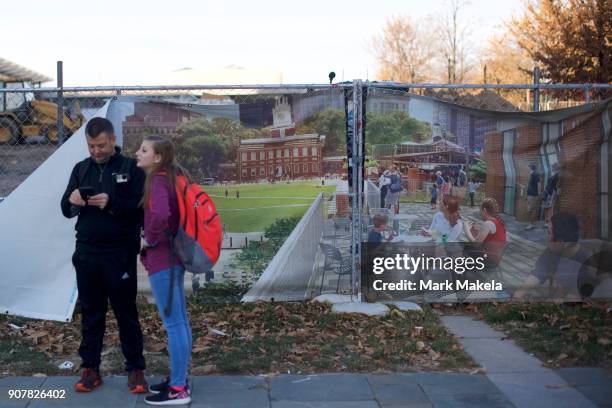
xmin=61 ymin=146 xmax=145 ymax=253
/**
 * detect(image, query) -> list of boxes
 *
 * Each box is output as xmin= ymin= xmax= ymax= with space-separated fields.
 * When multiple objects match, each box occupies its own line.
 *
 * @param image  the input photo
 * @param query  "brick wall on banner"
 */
xmin=484 ymin=132 xmax=505 ymax=209
xmin=483 ymin=114 xmax=604 ymax=239
xmin=512 ymin=124 xmax=543 ymax=222
xmin=558 ymin=112 xmax=603 ymax=239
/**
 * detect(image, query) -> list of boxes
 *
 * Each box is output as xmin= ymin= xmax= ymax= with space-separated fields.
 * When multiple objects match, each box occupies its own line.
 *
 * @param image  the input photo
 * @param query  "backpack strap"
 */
xmin=76 ymin=159 xmax=92 ymax=187
xmin=165 ymin=229 xmax=176 ymax=318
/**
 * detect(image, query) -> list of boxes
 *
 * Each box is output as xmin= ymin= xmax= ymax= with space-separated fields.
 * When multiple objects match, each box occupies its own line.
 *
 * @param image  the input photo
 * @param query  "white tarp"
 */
xmin=0 ymin=102 xmax=111 ymax=322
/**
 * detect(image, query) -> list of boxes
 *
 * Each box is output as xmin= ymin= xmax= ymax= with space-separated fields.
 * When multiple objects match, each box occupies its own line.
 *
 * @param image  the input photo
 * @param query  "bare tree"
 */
xmin=476 ymin=31 xmax=534 ymax=107
xmin=436 ymin=0 xmax=476 ymax=83
xmin=371 ymin=15 xmax=436 ymax=83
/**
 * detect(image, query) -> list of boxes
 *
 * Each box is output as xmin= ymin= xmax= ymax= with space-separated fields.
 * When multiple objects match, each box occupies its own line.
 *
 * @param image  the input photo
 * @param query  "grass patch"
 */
xmin=437 ymin=302 xmax=612 ymax=368
xmin=479 ymin=303 xmax=612 ymax=368
xmin=203 ymin=181 xmax=335 ymax=232
xmin=0 ymin=336 xmax=58 ymax=376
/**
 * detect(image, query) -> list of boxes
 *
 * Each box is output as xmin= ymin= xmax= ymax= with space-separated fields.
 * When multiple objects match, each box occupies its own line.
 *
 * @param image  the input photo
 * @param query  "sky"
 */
xmin=1 ymin=0 xmax=524 ymax=86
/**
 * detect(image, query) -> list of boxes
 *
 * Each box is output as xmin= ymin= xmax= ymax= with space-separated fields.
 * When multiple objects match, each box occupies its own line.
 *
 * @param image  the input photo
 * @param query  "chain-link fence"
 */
xmin=0 ymin=89 xmax=107 ymax=197
xmin=2 ymin=82 xmax=610 ymax=198
xmin=1 ymin=81 xmax=610 ymax=310
xmin=1 ymin=83 xmax=360 ymax=319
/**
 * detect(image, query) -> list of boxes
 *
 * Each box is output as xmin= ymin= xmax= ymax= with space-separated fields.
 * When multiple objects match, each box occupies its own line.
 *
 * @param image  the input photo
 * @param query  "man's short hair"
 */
xmin=551 ymin=212 xmax=580 ymax=243
xmin=372 ymin=214 xmax=388 ymax=228
xmin=85 ymin=117 xmax=114 ymax=138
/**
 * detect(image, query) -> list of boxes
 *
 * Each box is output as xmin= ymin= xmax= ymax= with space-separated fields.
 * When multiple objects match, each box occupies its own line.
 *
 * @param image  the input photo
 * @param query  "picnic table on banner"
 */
xmin=390 ymin=213 xmax=420 ymax=235
xmin=388 ymin=231 xmax=460 ymax=283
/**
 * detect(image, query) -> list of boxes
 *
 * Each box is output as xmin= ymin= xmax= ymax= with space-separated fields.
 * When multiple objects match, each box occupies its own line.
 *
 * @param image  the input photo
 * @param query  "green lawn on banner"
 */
xmin=203 ymin=181 xmax=335 ymax=232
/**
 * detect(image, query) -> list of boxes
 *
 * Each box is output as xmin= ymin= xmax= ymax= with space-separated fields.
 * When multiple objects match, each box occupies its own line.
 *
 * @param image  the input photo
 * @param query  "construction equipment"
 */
xmin=0 ymin=99 xmax=84 ymax=144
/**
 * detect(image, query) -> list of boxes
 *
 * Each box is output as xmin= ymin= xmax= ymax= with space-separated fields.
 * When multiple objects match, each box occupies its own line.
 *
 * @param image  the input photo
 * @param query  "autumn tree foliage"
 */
xmin=372 ymin=15 xmax=436 ymax=83
xmin=510 ymin=0 xmax=612 ymax=97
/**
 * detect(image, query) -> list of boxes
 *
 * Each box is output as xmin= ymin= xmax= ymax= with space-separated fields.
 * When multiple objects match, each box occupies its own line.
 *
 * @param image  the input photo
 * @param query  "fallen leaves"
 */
xmin=0 ymin=300 xmax=478 ymax=376
xmin=148 ymin=342 xmax=167 ymax=353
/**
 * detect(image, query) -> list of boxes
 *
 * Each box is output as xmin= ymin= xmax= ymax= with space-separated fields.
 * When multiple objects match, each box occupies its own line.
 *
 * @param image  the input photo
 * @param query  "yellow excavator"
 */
xmin=0 ymin=99 xmax=84 ymax=144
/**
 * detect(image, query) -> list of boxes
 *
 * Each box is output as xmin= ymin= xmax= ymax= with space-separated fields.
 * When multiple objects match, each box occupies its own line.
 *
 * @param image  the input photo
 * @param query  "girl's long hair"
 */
xmin=481 ymin=197 xmax=505 ymax=226
xmin=140 ymin=135 xmax=192 ymax=209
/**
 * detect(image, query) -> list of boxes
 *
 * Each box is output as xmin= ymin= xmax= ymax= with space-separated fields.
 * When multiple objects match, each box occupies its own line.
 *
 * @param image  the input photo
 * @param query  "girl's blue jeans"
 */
xmin=149 ymin=266 xmax=192 ymax=387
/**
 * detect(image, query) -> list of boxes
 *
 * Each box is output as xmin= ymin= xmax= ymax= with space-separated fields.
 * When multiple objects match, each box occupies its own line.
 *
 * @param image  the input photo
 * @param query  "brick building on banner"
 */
xmin=484 ymin=101 xmax=612 ymax=240
xmin=122 ymin=99 xmax=239 ymax=143
xmin=237 ymin=97 xmax=325 ymax=182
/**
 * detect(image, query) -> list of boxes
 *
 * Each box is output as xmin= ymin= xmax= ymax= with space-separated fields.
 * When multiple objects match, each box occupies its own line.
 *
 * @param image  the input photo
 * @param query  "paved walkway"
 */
xmin=441 ymin=315 xmax=611 ymax=408
xmin=0 ymin=372 xmax=515 ymax=408
xmin=2 ymin=316 xmax=610 ymax=407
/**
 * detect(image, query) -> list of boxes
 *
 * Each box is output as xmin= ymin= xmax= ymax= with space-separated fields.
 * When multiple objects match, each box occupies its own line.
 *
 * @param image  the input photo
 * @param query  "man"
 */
xmin=378 ymin=167 xmax=390 ymax=208
xmin=61 ymin=117 xmax=148 ymax=394
xmin=385 ymin=165 xmax=402 ymax=214
xmin=525 ymin=163 xmax=541 ymax=230
xmin=457 ymin=166 xmax=467 ymax=187
xmin=467 ymin=178 xmax=480 ymax=208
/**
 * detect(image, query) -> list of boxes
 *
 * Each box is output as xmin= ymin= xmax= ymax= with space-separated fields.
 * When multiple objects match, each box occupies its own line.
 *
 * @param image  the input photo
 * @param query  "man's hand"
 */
xmin=87 ymin=193 xmax=109 ymax=210
xmin=69 ymin=189 xmax=86 ymax=207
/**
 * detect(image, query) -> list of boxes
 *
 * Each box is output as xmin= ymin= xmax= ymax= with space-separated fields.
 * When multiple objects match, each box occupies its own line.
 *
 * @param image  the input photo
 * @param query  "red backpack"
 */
xmin=172 ymin=175 xmax=222 ymax=274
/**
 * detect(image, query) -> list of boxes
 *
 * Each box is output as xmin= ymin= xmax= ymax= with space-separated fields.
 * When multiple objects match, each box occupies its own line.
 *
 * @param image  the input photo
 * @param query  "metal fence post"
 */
xmin=585 ymin=85 xmax=591 ymax=104
xmin=56 ymin=61 xmax=65 ymax=144
xmin=350 ymin=80 xmax=364 ymax=301
xmin=533 ymin=66 xmax=540 ymax=112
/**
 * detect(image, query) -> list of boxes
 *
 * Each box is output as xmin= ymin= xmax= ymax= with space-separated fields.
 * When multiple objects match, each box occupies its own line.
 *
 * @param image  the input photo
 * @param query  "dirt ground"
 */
xmin=0 ymin=143 xmax=58 ymax=197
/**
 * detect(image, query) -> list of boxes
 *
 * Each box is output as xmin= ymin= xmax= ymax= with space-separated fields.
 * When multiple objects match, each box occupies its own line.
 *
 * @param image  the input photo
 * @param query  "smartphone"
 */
xmin=79 ymin=186 xmax=95 ymax=200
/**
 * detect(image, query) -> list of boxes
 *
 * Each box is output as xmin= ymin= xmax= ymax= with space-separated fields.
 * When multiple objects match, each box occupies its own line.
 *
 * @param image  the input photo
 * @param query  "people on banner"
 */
xmin=368 ymin=214 xmax=396 ymax=243
xmin=513 ymin=212 xmax=596 ymax=301
xmin=60 ymin=117 xmax=148 ymax=394
xmin=457 ymin=165 xmax=467 ymax=187
xmin=430 ymin=183 xmax=438 ymax=210
xmin=440 ymin=196 xmax=466 ymax=243
xmin=385 ymin=165 xmax=402 ymax=214
xmin=467 ymin=178 xmax=480 ymax=208
xmin=519 ymin=163 xmax=541 ymax=230
xmin=136 ymin=136 xmax=193 ymax=406
xmin=441 ymin=175 xmax=452 ymax=203
xmin=543 ymin=162 xmax=561 ymax=226
xmin=435 ymin=171 xmax=444 ymax=205
xmin=378 ymin=167 xmax=390 ymax=208
xmin=464 ymin=197 xmax=508 ymax=266
xmin=422 ymin=196 xmax=450 ymax=240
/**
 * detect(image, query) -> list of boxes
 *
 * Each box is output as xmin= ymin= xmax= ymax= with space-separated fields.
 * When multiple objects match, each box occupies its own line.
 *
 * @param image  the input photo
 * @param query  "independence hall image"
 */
xmin=237 ymin=97 xmax=325 ymax=182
